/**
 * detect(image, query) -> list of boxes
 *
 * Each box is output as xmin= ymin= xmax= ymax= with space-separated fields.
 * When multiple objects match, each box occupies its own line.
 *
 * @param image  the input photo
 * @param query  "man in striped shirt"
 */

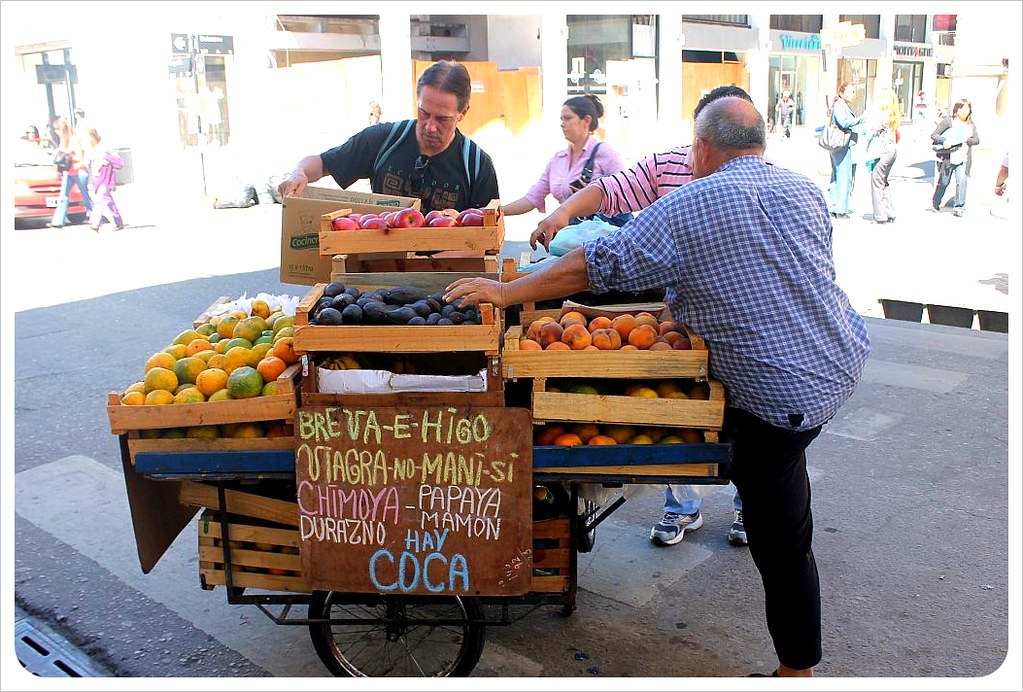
xmin=531 ymin=85 xmax=755 ymax=549
xmin=446 ymin=96 xmax=870 ymax=676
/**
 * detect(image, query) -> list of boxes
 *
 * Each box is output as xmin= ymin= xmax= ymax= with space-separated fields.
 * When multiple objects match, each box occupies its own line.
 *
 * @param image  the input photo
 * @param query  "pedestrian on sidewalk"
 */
xmin=85 ymin=127 xmax=125 ymax=232
xmin=827 ymin=83 xmax=865 ymax=219
xmin=864 ymin=88 xmax=901 ymax=224
xmin=930 ymin=98 xmax=980 ymax=217
xmin=48 ymin=117 xmax=93 ymax=228
xmin=775 ymin=91 xmax=797 ymax=140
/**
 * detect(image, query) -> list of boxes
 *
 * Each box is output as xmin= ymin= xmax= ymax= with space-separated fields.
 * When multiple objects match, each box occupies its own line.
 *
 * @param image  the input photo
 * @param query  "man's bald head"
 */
xmin=690 ymin=96 xmax=766 ymax=178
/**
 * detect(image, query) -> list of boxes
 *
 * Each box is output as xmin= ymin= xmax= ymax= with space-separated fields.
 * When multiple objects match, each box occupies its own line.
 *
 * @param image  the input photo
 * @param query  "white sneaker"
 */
xmin=727 ymin=510 xmax=748 ymax=546
xmin=650 ymin=512 xmax=703 ymax=546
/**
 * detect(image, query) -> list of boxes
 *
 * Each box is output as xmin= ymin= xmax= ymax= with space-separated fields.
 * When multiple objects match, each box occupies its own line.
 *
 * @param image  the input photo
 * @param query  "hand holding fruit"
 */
xmin=445 ymin=277 xmax=508 ymax=309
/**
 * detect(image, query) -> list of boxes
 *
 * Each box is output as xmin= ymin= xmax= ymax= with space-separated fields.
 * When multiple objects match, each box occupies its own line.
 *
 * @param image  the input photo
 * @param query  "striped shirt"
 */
xmin=584 ymin=156 xmax=870 ymax=430
xmin=592 ymin=146 xmax=694 ymax=217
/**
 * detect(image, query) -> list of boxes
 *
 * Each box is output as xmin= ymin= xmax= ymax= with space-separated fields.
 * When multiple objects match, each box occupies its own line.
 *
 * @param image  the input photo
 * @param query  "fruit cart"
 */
xmin=109 ymin=279 xmax=732 ymax=677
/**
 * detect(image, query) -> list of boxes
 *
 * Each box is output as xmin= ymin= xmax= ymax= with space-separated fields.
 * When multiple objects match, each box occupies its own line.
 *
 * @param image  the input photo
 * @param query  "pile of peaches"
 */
xmin=519 ymin=311 xmax=692 ymax=351
xmin=535 ymin=421 xmax=705 ymax=446
xmin=329 ymin=207 xmax=487 ymax=230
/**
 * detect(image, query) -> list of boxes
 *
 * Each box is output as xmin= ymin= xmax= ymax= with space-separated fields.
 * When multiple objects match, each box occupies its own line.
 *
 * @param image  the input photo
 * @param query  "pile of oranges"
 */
xmin=535 ymin=422 xmax=705 ymax=446
xmin=119 ymin=297 xmax=300 ymax=412
xmin=519 ymin=311 xmax=692 ymax=351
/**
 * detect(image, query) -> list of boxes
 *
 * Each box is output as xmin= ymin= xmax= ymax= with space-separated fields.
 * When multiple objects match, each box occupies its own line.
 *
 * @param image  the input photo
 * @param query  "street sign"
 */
xmin=196 ymin=34 xmax=234 ymax=55
xmin=35 ymin=64 xmax=77 ymax=85
xmin=168 ymin=56 xmax=192 ymax=78
xmin=171 ymin=33 xmax=191 ymax=56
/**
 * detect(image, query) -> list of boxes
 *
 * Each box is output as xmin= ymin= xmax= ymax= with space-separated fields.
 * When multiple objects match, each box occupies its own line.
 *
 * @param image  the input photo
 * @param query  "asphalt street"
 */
xmin=4 ymin=124 xmax=1019 ymax=689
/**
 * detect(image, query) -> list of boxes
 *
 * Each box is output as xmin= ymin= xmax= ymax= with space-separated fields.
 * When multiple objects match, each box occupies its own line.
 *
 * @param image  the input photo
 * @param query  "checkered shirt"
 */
xmin=584 ymin=156 xmax=871 ymax=430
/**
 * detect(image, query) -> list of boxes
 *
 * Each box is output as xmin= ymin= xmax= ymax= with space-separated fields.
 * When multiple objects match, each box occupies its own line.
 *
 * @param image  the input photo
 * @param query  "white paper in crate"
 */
xmin=318 ymin=368 xmax=487 ymax=394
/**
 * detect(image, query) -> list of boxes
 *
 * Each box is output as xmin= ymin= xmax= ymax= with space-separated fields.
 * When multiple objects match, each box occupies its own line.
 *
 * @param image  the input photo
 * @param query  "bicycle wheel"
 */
xmin=308 ymin=591 xmax=485 ymax=677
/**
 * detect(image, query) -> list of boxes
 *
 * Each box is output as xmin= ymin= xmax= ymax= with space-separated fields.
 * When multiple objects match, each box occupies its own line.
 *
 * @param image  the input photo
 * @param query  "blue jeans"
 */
xmin=828 ymin=147 xmax=854 ymax=215
xmin=663 ymin=483 xmax=742 ymax=516
xmin=933 ymin=161 xmax=969 ymax=212
xmin=51 ymin=169 xmax=93 ymax=225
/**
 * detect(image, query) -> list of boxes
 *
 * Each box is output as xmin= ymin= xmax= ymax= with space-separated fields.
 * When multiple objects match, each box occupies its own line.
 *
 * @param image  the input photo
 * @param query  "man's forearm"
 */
xmin=504 ymin=247 xmax=591 ymax=306
xmin=557 ymin=185 xmax=604 ymax=220
xmin=295 ymin=155 xmax=325 ymax=183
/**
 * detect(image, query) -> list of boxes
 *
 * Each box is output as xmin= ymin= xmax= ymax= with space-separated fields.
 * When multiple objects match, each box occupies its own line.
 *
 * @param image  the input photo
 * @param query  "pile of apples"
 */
xmin=520 ymin=311 xmax=693 ymax=351
xmin=330 ymin=207 xmax=487 ymax=230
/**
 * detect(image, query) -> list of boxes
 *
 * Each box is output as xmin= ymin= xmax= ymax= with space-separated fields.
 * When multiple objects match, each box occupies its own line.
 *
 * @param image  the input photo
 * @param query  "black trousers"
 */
xmin=724 ymin=407 xmax=824 ymax=670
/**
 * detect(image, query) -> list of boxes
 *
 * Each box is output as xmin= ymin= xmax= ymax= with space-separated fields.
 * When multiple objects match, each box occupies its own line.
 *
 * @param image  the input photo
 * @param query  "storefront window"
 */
xmin=768 ymin=54 xmax=819 ymax=127
xmin=566 ymin=15 xmax=632 ymax=95
xmin=894 ymin=15 xmax=927 ymax=43
xmin=892 ymin=61 xmax=922 ymax=119
xmin=837 ymin=58 xmax=876 ymax=113
xmin=172 ymin=55 xmax=230 ymax=149
xmin=770 ymin=16 xmax=823 ymax=34
xmin=839 ymin=15 xmax=880 ymax=39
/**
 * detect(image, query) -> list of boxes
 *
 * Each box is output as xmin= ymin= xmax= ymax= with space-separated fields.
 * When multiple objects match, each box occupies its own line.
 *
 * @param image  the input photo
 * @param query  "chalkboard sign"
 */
xmin=295 ymin=405 xmax=534 ymax=596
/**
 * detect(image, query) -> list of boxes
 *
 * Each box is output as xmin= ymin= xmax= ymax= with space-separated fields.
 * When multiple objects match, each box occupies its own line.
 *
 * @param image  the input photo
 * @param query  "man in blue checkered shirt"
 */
xmin=447 ymin=96 xmax=870 ymax=677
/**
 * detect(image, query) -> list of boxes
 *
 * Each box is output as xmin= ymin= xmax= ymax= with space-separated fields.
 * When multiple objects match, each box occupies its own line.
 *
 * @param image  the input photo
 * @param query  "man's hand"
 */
xmin=444 ymin=277 xmax=508 ymax=309
xmin=530 ymin=208 xmax=571 ymax=251
xmin=278 ymin=170 xmax=309 ymax=198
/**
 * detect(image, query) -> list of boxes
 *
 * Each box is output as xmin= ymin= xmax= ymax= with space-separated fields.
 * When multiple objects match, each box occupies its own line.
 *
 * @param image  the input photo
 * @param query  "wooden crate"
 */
xmin=332 ymin=252 xmax=499 ymax=276
xmin=325 ymin=269 xmax=500 ymax=295
xmin=197 ymin=510 xmax=310 ymax=593
xmin=530 ymin=518 xmax=571 ymax=594
xmin=107 ymin=364 xmax=301 ymax=435
xmin=293 ymin=282 xmax=501 ymax=354
xmin=503 ymin=324 xmax=708 ymax=380
xmin=126 ymin=433 xmax=295 ymax=466
xmin=178 ymin=481 xmax=299 ymax=526
xmin=193 ymin=296 xmax=232 ymax=328
xmin=318 ymin=200 xmax=504 ymax=255
xmin=531 ymin=379 xmax=725 ymax=430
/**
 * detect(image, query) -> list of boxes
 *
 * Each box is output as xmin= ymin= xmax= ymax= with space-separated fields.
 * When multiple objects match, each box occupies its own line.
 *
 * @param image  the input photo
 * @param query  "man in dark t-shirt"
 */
xmin=279 ymin=61 xmax=499 ymax=214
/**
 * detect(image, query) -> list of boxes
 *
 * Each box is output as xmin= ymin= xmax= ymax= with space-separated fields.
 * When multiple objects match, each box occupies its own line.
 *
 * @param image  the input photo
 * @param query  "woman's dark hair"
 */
xmin=833 ymin=82 xmax=853 ymax=107
xmin=952 ymin=98 xmax=973 ymax=121
xmin=417 ymin=60 xmax=472 ymax=112
xmin=563 ymin=94 xmax=603 ymax=132
xmin=25 ymin=125 xmax=39 ymax=137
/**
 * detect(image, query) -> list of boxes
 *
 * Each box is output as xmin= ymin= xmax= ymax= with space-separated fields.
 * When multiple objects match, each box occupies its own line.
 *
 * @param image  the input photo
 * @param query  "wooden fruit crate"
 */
xmin=125 ymin=431 xmax=295 ymax=467
xmin=318 ymin=200 xmax=504 ymax=255
xmin=531 ymin=379 xmax=725 ymax=430
xmin=332 ymin=252 xmax=499 ymax=276
xmin=532 ymin=440 xmax=730 ymax=484
xmin=502 ymin=324 xmax=708 ymax=380
xmin=293 ymin=282 xmax=501 ymax=354
xmin=106 ymin=364 xmax=301 ymax=435
xmin=197 ymin=510 xmax=309 ymax=594
xmin=530 ymin=518 xmax=571 ymax=594
xmin=326 ymin=269 xmax=500 ymax=295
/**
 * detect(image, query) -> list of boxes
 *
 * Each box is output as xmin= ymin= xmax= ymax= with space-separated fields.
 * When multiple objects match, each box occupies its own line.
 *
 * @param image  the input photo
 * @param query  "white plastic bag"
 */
xmin=548 ymin=218 xmax=618 ymax=257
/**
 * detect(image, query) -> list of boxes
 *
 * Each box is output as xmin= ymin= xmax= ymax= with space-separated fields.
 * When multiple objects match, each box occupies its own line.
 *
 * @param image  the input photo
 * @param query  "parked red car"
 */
xmin=14 ymin=141 xmax=87 ymax=226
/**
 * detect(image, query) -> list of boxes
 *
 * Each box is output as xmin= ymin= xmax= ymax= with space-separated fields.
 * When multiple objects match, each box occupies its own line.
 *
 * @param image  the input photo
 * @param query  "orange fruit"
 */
xmin=545 ymin=341 xmax=570 ymax=350
xmin=261 ymin=380 xmax=280 ymax=396
xmin=605 ymin=424 xmax=636 ymax=444
xmin=174 ymin=383 xmax=194 ymax=394
xmin=206 ymin=353 xmax=227 ymax=370
xmin=186 ymin=425 xmax=220 ymax=439
xmin=227 ymin=366 xmax=264 ymax=399
xmin=162 ymin=428 xmax=186 ymax=438
xmin=680 ymin=429 xmax=704 ymax=443
xmin=231 ymin=422 xmax=266 ymax=438
xmin=123 ymin=381 xmax=146 ymax=396
xmin=173 ymin=387 xmax=205 ymax=404
xmin=208 ymin=388 xmax=234 ymax=402
xmin=572 ymin=423 xmax=601 ymax=442
xmin=185 ymin=338 xmax=213 ymax=357
xmin=173 ymin=356 xmax=207 ymax=385
xmin=163 ymin=343 xmax=188 ymax=360
xmin=553 ymin=433 xmax=583 ymax=447
xmin=655 ymin=381 xmax=684 ymax=398
xmin=144 ymin=367 xmax=178 ymax=394
xmin=192 ymin=349 xmax=217 ymax=364
xmin=146 ymin=352 xmax=177 ymax=372
xmin=518 ymin=339 xmax=542 ymax=351
xmin=536 ymin=424 xmax=566 ymax=446
xmin=272 ymin=337 xmax=300 ymax=365
xmin=223 ymin=337 xmax=254 ymax=352
xmin=250 ymin=299 xmax=272 ymax=320
xmin=272 ymin=315 xmax=296 ymax=336
xmin=265 ymin=422 xmax=289 ymax=438
xmin=588 ymin=435 xmax=617 ymax=445
xmin=144 ymin=389 xmax=175 ymax=405
xmin=629 ymin=434 xmax=654 ymax=445
xmin=195 ymin=322 xmax=216 ymax=337
xmin=233 ymin=316 xmax=268 ymax=343
xmin=229 ymin=310 xmax=248 ymax=321
xmin=195 ymin=368 xmax=229 ymax=397
xmin=173 ymin=329 xmax=203 ymax=346
xmin=252 ymin=342 xmax=273 ymax=359
xmin=256 ymin=356 xmax=287 ymax=384
xmin=121 ymin=391 xmax=145 ymax=406
xmin=224 ymin=346 xmax=257 ymax=373
xmin=272 ymin=326 xmax=294 ymax=343
xmin=216 ymin=315 xmax=240 ymax=339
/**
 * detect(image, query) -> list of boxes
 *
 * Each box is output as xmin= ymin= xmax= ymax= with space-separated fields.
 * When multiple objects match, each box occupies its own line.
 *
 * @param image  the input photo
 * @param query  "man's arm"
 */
xmin=445 ymin=247 xmax=590 ymax=308
xmin=278 ymin=155 xmax=325 ymax=198
xmin=530 ymin=186 xmax=604 ymax=250
xmin=995 ymin=163 xmax=1009 ymax=196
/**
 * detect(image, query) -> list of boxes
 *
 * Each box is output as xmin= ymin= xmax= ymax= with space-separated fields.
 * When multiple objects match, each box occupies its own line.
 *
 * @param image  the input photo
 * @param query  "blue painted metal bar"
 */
xmin=532 ymin=443 xmax=732 ymax=467
xmin=134 ymin=449 xmax=295 ymax=478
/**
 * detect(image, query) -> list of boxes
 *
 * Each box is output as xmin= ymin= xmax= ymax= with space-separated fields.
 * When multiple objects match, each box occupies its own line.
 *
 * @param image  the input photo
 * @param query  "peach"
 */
xmin=620 ymin=344 xmax=638 ymax=351
xmin=527 ymin=317 xmax=555 ymax=341
xmin=562 ymin=323 xmax=593 ymax=350
xmin=572 ymin=423 xmax=601 ymax=442
xmin=554 ymin=433 xmax=584 ymax=447
xmin=518 ymin=339 xmax=542 ymax=351
xmin=583 ymin=344 xmax=599 ymax=350
xmin=537 ymin=322 xmax=564 ymax=349
xmin=658 ymin=320 xmax=677 ymax=336
xmin=536 ymin=424 xmax=566 ymax=446
xmin=588 ymin=316 xmax=612 ymax=332
xmin=587 ymin=435 xmax=618 ymax=446
xmin=680 ymin=429 xmax=704 ymax=443
xmin=628 ymin=324 xmax=659 ymax=349
xmin=560 ymin=311 xmax=587 ymax=327
xmin=591 ymin=328 xmax=622 ymax=350
xmin=662 ymin=331 xmax=682 ymax=346
xmin=610 ymin=314 xmax=636 ymax=341
xmin=649 ymin=341 xmax=672 ymax=350
xmin=635 ymin=312 xmax=659 ymax=329
xmin=545 ymin=341 xmax=571 ymax=350
xmin=672 ymin=337 xmax=693 ymax=350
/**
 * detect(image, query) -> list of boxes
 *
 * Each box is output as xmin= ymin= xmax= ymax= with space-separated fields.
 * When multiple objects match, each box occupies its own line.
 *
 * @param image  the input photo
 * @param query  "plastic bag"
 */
xmin=548 ymin=218 xmax=618 ymax=257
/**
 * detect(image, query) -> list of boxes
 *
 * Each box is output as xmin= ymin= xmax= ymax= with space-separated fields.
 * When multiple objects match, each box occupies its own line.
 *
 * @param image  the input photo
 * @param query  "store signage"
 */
xmin=820 ymin=21 xmax=866 ymax=49
xmin=893 ymin=43 xmax=933 ymax=58
xmin=170 ymin=33 xmax=191 ymax=56
xmin=35 ymin=64 xmax=77 ymax=85
xmin=196 ymin=34 xmax=234 ymax=55
xmin=779 ymin=34 xmax=821 ymax=52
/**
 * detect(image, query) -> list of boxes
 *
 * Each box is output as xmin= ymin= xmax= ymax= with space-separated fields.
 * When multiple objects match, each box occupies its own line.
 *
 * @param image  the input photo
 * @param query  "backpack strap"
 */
xmin=580 ymin=141 xmax=602 ymax=184
xmin=373 ymin=120 xmax=416 ymax=176
xmin=461 ymin=132 xmax=482 ymax=191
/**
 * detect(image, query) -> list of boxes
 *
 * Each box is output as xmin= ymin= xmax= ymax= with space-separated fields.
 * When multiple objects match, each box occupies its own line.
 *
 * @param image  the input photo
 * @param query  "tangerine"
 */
xmin=272 ymin=315 xmax=296 ymax=336
xmin=195 ymin=368 xmax=229 ymax=397
xmin=186 ymin=425 xmax=220 ymax=439
xmin=144 ymin=389 xmax=175 ymax=405
xmin=536 ymin=424 xmax=566 ymax=446
xmin=250 ymin=299 xmax=272 ymax=320
xmin=146 ymin=352 xmax=177 ymax=372
xmin=206 ymin=353 xmax=227 ymax=370
xmin=231 ymin=422 xmax=266 ymax=438
xmin=195 ymin=323 xmax=216 ymax=337
xmin=227 ymin=366 xmax=264 ymax=399
xmin=272 ymin=337 xmax=300 ymax=365
xmin=123 ymin=381 xmax=146 ymax=396
xmin=163 ymin=343 xmax=188 ymax=360
xmin=185 ymin=338 xmax=213 ymax=357
xmin=233 ymin=316 xmax=268 ymax=343
xmin=216 ymin=315 xmax=240 ymax=339
xmin=224 ymin=346 xmax=258 ymax=373
xmin=173 ymin=356 xmax=207 ymax=385
xmin=256 ymin=356 xmax=287 ymax=384
xmin=144 ymin=367 xmax=178 ymax=394
xmin=272 ymin=326 xmax=294 ymax=343
xmin=261 ymin=381 xmax=280 ymax=396
xmin=252 ymin=342 xmax=274 ymax=359
xmin=553 ymin=433 xmax=584 ymax=447
xmin=174 ymin=387 xmax=206 ymax=404
xmin=588 ymin=435 xmax=618 ymax=445
xmin=173 ymin=329 xmax=203 ymax=346
xmin=208 ymin=388 xmax=234 ymax=402
xmin=121 ymin=391 xmax=145 ymax=406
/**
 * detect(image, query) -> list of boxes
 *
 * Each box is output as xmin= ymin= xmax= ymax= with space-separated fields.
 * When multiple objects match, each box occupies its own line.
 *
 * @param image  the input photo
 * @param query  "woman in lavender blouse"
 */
xmin=500 ymin=94 xmax=626 ymax=220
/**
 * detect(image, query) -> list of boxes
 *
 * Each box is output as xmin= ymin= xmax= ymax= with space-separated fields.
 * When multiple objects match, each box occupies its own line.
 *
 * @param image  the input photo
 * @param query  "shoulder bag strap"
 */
xmin=580 ymin=141 xmax=602 ymax=184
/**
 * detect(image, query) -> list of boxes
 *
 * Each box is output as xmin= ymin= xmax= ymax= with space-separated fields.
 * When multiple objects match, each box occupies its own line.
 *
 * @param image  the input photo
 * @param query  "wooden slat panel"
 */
xmin=531 ymin=548 xmax=571 ymax=569
xmin=300 ymin=391 xmax=505 ymax=409
xmin=330 ymin=272 xmax=499 ymax=293
xmin=532 ymin=391 xmax=724 ymax=429
xmin=199 ymin=568 xmax=310 ymax=593
xmin=531 ymin=518 xmax=571 ymax=540
xmin=293 ymin=323 xmax=500 ymax=354
xmin=129 ymin=436 xmax=295 ymax=458
xmin=198 ymin=519 xmax=301 ymax=547
xmin=198 ymin=545 xmax=301 ymax=571
xmin=108 ymin=394 xmax=296 ymax=434
xmin=534 ymin=463 xmax=718 ymax=477
xmin=178 ymin=482 xmax=299 ymax=527
xmin=503 ymin=349 xmax=708 ymax=380
xmin=529 ymin=575 xmax=570 ymax=593
xmin=318 ymin=224 xmax=504 ymax=255
xmin=333 ymin=256 xmax=496 ymax=274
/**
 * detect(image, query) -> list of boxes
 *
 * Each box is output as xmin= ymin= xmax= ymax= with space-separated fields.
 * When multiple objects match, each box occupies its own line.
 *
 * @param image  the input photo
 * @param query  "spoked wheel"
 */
xmin=575 ymin=499 xmax=598 ymax=553
xmin=308 ymin=591 xmax=485 ymax=677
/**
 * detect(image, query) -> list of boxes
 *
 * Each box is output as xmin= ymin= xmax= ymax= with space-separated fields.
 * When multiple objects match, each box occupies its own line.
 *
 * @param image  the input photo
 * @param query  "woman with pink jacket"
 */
xmin=85 ymin=127 xmax=125 ymax=232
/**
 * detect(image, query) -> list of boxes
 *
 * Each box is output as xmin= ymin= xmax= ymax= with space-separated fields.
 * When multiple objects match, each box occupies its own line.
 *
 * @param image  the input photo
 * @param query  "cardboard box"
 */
xmin=317 ymin=367 xmax=487 ymax=394
xmin=280 ymin=188 xmax=419 ymax=286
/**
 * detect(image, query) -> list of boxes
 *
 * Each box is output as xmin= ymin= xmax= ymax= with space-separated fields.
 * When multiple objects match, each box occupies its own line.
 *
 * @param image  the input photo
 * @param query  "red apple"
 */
xmin=424 ymin=210 xmax=445 ymax=224
xmin=457 ymin=211 xmax=484 ymax=226
xmin=382 ymin=211 xmax=399 ymax=227
xmin=439 ymin=208 xmax=460 ymax=220
xmin=331 ymin=216 xmax=359 ymax=231
xmin=393 ymin=208 xmax=426 ymax=228
xmin=347 ymin=213 xmax=363 ymax=223
xmin=428 ymin=216 xmax=457 ymax=227
xmin=360 ymin=217 xmax=388 ymax=230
